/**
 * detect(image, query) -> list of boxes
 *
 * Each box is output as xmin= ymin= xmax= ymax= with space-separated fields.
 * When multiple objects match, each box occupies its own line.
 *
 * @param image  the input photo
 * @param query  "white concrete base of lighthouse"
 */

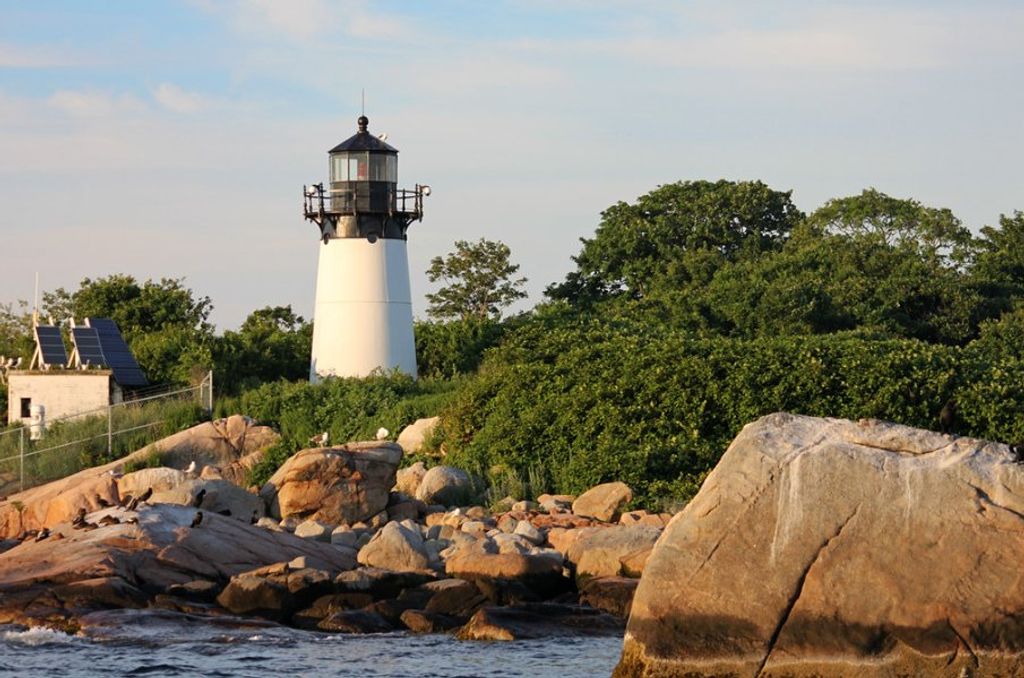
xmin=309 ymin=237 xmax=417 ymax=382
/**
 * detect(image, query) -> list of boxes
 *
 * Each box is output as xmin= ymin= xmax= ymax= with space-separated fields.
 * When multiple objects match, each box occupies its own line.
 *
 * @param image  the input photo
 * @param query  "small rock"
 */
xmin=416 ymin=466 xmax=474 ymax=507
xmin=331 ymin=525 xmax=358 ymax=548
xmin=513 ymin=520 xmax=544 ymax=545
xmin=493 ymin=533 xmax=532 ymax=555
xmin=579 ymin=576 xmax=638 ymax=618
xmin=537 ymin=494 xmax=574 ymax=513
xmin=512 ymin=500 xmax=538 ymax=512
xmin=318 ymin=609 xmax=393 ymax=634
xmin=400 ymin=608 xmax=460 ymax=633
xmin=367 ymin=510 xmax=389 ymax=530
xmin=497 ymin=514 xmax=519 ymax=534
xmin=461 ymin=520 xmax=488 ymax=537
xmin=456 ymin=603 xmax=623 ymax=641
xmin=256 ymin=517 xmax=284 ymax=531
xmin=396 ymin=417 xmax=439 ymax=455
xmin=294 ymin=519 xmax=333 ymax=542
xmin=279 ymin=516 xmax=302 ymax=533
xmin=571 ymin=482 xmax=633 ymax=522
xmin=357 ymin=520 xmax=431 ymax=572
xmin=217 ymin=575 xmax=292 ymax=617
xmin=492 ymin=496 xmax=517 ymax=513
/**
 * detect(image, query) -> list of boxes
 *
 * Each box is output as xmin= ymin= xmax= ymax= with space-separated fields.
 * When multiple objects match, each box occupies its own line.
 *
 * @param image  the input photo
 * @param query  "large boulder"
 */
xmin=149 ymin=478 xmax=265 ymax=522
xmin=457 ymin=603 xmax=624 ymax=641
xmin=260 ymin=442 xmax=403 ymax=525
xmin=0 ymin=503 xmax=355 ymax=628
xmin=445 ymin=550 xmax=568 ymax=602
xmin=0 ymin=415 xmax=278 ymax=539
xmin=566 ymin=525 xmax=661 ymax=582
xmin=118 ymin=467 xmax=187 ymax=499
xmin=141 ymin=415 xmax=279 ymax=472
xmin=415 ymin=466 xmax=473 ymax=506
xmin=571 ymin=482 xmax=632 ymax=522
xmin=356 ymin=520 xmax=431 ymax=573
xmin=396 ymin=417 xmax=439 ymax=454
xmin=0 ymin=474 xmax=118 ymax=539
xmin=617 ymin=413 xmax=1024 ymax=678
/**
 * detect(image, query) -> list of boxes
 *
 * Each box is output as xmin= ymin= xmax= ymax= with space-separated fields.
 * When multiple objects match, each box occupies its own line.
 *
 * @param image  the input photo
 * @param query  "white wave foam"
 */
xmin=2 ymin=627 xmax=77 ymax=646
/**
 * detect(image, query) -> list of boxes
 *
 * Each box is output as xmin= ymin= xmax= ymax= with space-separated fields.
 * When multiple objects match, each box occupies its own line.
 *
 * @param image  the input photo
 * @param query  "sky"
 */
xmin=1 ymin=1 xmax=1022 ymax=330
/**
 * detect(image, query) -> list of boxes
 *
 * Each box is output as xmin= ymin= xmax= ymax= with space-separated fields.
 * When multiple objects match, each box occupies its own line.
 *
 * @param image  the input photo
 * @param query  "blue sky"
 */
xmin=2 ymin=1 xmax=1022 ymax=328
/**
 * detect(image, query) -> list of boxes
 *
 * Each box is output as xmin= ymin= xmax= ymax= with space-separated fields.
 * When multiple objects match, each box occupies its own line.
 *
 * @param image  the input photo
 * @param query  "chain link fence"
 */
xmin=0 ymin=372 xmax=212 ymax=496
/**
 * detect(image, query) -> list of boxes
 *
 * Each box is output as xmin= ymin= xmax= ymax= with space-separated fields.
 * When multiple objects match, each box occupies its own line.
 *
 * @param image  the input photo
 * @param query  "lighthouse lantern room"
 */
xmin=303 ymin=115 xmax=429 ymax=382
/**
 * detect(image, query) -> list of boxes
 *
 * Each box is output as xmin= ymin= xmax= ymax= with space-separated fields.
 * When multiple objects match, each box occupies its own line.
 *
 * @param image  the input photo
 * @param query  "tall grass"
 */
xmin=0 ymin=397 xmax=206 ymax=494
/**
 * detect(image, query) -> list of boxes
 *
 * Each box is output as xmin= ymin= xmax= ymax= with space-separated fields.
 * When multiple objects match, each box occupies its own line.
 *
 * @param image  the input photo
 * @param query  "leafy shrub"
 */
xmin=434 ymin=317 xmax=971 ymax=508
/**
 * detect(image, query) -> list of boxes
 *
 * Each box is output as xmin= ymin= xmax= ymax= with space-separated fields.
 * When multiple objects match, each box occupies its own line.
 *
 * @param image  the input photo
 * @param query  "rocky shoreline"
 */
xmin=6 ymin=412 xmax=1024 ymax=677
xmin=0 ymin=416 xmax=662 ymax=643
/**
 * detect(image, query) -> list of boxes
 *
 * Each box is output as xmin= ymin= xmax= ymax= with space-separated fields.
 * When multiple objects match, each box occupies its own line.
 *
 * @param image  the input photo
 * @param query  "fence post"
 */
xmin=19 ymin=426 xmax=24 ymax=493
xmin=107 ymin=404 xmax=113 ymax=456
xmin=206 ymin=370 xmax=214 ymax=415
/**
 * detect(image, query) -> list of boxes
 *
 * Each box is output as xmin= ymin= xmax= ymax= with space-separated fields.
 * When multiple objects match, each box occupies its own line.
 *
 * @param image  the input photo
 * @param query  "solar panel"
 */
xmin=34 ymin=325 xmax=68 ymax=367
xmin=71 ymin=326 xmax=106 ymax=367
xmin=86 ymin=318 xmax=148 ymax=386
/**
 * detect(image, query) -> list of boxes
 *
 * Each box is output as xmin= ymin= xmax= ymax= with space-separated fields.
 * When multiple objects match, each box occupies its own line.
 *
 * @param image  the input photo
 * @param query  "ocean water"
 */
xmin=0 ymin=610 xmax=623 ymax=678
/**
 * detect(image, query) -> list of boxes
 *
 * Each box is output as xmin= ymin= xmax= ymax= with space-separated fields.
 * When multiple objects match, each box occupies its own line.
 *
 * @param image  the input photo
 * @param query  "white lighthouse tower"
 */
xmin=303 ymin=115 xmax=428 ymax=382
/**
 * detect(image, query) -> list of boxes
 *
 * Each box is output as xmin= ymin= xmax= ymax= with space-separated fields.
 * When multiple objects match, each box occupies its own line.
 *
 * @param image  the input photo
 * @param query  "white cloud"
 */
xmin=153 ymin=83 xmax=205 ymax=114
xmin=47 ymin=89 xmax=146 ymax=117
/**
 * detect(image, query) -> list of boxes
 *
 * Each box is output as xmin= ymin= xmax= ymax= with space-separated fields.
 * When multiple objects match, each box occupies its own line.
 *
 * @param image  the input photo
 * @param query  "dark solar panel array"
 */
xmin=35 ymin=325 xmax=69 ymax=367
xmin=71 ymin=326 xmax=106 ymax=367
xmin=86 ymin=318 xmax=148 ymax=386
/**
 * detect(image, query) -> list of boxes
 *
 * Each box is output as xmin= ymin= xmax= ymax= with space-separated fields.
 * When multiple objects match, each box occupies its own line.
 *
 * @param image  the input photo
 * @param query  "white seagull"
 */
xmin=375 ymin=427 xmax=389 ymax=441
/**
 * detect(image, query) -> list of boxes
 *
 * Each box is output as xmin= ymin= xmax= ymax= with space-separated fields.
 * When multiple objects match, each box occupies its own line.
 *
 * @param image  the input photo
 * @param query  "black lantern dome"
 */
xmin=303 ymin=115 xmax=428 ymax=243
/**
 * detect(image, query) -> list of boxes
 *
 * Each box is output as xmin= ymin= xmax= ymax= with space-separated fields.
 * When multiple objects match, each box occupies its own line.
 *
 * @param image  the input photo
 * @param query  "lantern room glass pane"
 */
xmin=331 ymin=155 xmax=348 ymax=181
xmin=349 ymin=153 xmax=368 ymax=181
xmin=386 ymin=155 xmax=397 ymax=182
xmin=370 ymin=154 xmax=390 ymax=181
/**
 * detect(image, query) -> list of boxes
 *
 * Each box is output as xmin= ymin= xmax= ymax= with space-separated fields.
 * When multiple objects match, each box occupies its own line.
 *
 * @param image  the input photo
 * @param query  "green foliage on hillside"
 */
xmin=431 ymin=316 xmax=976 ymax=507
xmin=4 ymin=180 xmax=1022 ymax=511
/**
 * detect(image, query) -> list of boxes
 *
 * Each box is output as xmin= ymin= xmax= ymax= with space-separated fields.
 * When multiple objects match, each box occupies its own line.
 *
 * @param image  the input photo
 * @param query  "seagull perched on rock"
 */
xmin=184 ymin=460 xmax=197 ymax=476
xmin=375 ymin=427 xmax=389 ymax=441
xmin=310 ymin=431 xmax=329 ymax=447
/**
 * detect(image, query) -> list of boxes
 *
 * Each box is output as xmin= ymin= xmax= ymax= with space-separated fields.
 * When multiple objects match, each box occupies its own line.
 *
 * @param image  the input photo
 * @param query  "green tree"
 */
xmin=547 ymin=180 xmax=804 ymax=304
xmin=214 ymin=306 xmax=312 ymax=393
xmin=426 ymin=238 xmax=527 ymax=321
xmin=0 ymin=301 xmax=34 ymax=422
xmin=972 ymin=211 xmax=1024 ymax=314
xmin=42 ymin=275 xmax=212 ymax=335
xmin=41 ymin=275 xmax=214 ymax=385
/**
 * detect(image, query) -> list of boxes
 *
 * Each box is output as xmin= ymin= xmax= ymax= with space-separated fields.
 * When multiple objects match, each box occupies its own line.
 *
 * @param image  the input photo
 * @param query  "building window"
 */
xmin=20 ymin=398 xmax=30 ymax=418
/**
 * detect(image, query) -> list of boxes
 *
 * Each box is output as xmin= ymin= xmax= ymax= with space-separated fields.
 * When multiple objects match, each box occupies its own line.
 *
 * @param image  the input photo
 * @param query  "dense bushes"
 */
xmin=216 ymin=372 xmax=460 ymax=486
xmin=430 ymin=316 xmax=1017 ymax=507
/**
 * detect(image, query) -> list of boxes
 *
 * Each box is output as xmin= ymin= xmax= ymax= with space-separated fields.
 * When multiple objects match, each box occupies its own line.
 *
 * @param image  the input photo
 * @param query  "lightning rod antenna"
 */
xmin=33 ymin=271 xmax=39 ymax=328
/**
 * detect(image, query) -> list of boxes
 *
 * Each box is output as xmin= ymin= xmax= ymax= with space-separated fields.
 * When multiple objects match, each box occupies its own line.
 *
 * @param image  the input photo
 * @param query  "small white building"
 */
xmin=6 ymin=370 xmax=123 ymax=425
xmin=4 ymin=318 xmax=143 ymax=430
